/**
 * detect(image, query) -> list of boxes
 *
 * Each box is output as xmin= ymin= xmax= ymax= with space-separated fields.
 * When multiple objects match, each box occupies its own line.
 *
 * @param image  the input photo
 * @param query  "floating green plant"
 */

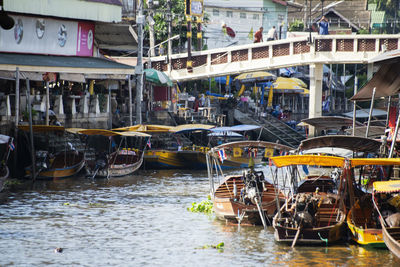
xmin=196 ymin=242 xmax=224 ymax=253
xmin=188 ymin=196 xmax=213 ymax=214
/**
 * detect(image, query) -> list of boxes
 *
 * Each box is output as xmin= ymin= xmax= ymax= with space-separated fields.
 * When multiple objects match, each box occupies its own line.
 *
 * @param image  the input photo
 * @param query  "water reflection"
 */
xmin=0 ymin=169 xmax=399 ymax=266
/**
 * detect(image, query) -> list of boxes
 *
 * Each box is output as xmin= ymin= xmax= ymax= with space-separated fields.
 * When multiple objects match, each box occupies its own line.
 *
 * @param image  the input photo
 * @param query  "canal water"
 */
xmin=0 ymin=169 xmax=399 ymax=266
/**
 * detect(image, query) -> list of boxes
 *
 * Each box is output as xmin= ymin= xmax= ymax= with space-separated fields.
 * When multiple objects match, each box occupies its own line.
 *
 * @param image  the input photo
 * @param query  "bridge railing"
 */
xmin=149 ymin=34 xmax=400 ymax=81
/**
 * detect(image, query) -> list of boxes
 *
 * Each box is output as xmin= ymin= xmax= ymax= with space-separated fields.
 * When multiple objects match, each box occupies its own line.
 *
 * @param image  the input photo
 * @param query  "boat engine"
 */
xmin=241 ymin=169 xmax=265 ymax=205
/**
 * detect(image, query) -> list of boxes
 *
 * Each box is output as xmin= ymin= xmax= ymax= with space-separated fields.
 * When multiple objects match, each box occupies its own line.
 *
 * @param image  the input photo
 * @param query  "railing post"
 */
xmin=248 ymin=47 xmax=252 ymax=63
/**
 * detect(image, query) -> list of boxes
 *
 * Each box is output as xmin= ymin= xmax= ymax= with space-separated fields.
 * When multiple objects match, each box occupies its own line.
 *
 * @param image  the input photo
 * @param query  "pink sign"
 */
xmin=76 ymin=22 xmax=95 ymax=56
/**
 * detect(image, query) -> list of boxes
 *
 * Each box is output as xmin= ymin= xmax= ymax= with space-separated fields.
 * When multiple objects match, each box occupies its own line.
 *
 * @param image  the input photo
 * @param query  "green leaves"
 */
xmin=187 ymin=198 xmax=213 ymax=214
xmin=196 ymin=242 xmax=225 ymax=252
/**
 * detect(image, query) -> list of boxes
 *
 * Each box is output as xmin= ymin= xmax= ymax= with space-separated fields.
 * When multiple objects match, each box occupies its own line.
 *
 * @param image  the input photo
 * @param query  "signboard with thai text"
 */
xmin=0 ymin=15 xmax=94 ymax=56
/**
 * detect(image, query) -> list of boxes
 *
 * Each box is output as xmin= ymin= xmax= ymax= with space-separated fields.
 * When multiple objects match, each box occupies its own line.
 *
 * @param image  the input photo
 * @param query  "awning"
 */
xmin=0 ymin=53 xmax=134 ymax=81
xmin=350 ymin=62 xmax=400 ymax=101
xmin=344 ymin=126 xmax=386 ymax=138
xmin=271 ymin=155 xmax=345 ymax=168
xmin=342 ymin=108 xmax=388 ymax=118
xmin=373 ymin=180 xmax=400 ymax=193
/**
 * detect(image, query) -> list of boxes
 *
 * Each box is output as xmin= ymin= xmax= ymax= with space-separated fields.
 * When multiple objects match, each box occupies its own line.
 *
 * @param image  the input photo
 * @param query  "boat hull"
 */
xmin=380 ymin=216 xmax=400 ymax=258
xmin=26 ymin=151 xmax=85 ymax=180
xmin=0 ymin=165 xmax=9 ymax=191
xmin=347 ymin=205 xmax=385 ymax=247
xmin=143 ymin=150 xmax=185 ymax=169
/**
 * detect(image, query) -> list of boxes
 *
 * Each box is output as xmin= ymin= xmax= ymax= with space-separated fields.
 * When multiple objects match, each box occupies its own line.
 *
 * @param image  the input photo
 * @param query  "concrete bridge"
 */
xmin=150 ymin=34 xmax=400 ymax=136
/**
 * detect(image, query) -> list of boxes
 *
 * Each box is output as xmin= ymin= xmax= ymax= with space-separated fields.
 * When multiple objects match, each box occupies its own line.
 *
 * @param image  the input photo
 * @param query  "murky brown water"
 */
xmin=0 ymin=169 xmax=399 ymax=266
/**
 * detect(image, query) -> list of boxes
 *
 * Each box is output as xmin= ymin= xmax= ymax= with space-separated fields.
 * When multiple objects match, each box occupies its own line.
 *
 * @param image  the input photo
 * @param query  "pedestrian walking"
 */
xmin=318 ymin=16 xmax=329 ymax=35
xmin=254 ymin=27 xmax=263 ymax=43
xmin=267 ymin=26 xmax=278 ymax=41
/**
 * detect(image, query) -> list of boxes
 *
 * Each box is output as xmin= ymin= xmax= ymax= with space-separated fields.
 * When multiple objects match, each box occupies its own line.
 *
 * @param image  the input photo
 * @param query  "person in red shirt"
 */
xmin=254 ymin=27 xmax=263 ymax=43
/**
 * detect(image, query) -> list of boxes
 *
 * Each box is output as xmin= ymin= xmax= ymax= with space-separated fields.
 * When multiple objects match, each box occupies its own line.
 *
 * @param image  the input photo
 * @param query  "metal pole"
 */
xmin=26 ymin=79 xmax=36 ymax=181
xmin=352 ymin=76 xmax=358 ymax=136
xmin=135 ymin=0 xmax=144 ymax=124
xmin=128 ymin=75 xmax=133 ymax=125
xmin=389 ymin=109 xmax=400 ymax=158
xmin=45 ymin=81 xmax=49 ymax=125
xmin=309 ymin=0 xmax=312 ymax=42
xmin=365 ymin=87 xmax=376 ymax=138
xmin=149 ymin=11 xmax=155 ymax=57
xmin=108 ymin=84 xmax=112 ymax=129
xmin=167 ymin=0 xmax=172 ymax=70
xmin=385 ymin=96 xmax=392 ymax=129
xmin=15 ymin=67 xmax=20 ymax=126
xmin=187 ymin=16 xmax=193 ymax=72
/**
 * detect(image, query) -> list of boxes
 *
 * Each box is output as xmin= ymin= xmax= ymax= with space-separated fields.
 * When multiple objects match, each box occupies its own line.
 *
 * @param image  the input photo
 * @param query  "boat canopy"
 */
xmin=170 ymin=124 xmax=215 ymax=133
xmin=373 ymin=180 xmax=400 ymax=193
xmin=299 ymin=135 xmax=381 ymax=153
xmin=302 ymin=147 xmax=353 ymax=158
xmin=350 ymin=158 xmax=400 ymax=167
xmin=301 ymin=116 xmax=362 ymax=129
xmin=212 ymin=140 xmax=293 ymax=152
xmin=18 ymin=125 xmax=65 ymax=132
xmin=113 ymin=124 xmax=173 ymax=133
xmin=207 ymin=131 xmax=242 ymax=137
xmin=271 ymin=155 xmax=345 ymax=168
xmin=211 ymin=124 xmax=261 ymax=132
xmin=78 ymin=129 xmax=150 ymax=137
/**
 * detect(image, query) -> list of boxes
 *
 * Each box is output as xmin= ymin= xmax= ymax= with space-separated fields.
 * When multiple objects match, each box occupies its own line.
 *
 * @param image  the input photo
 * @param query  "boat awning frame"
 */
xmin=0 ymin=53 xmax=135 ymax=81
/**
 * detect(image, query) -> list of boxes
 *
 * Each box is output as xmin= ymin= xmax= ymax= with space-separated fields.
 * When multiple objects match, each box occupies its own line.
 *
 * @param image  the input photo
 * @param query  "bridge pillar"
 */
xmin=308 ymin=63 xmax=323 ymax=137
xmin=367 ymin=63 xmax=374 ymax=80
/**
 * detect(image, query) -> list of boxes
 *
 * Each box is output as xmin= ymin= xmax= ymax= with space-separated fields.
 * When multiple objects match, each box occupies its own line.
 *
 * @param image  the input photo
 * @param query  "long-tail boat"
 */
xmin=19 ymin=125 xmax=85 ymax=180
xmin=373 ymin=179 xmax=400 ymax=257
xmin=77 ymin=129 xmax=150 ymax=178
xmin=115 ymin=124 xmax=186 ymax=169
xmin=271 ymin=155 xmax=347 ymax=246
xmin=206 ymin=142 xmax=285 ymax=227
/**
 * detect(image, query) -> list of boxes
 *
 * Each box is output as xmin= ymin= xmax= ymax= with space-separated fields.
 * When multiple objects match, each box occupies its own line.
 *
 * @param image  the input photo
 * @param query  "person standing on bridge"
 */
xmin=267 ymin=26 xmax=278 ymax=41
xmin=254 ymin=27 xmax=263 ymax=43
xmin=318 ymin=16 xmax=329 ymax=35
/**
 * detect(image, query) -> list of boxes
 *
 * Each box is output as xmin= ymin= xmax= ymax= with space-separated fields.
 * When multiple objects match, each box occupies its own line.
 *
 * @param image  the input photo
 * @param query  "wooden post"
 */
xmin=365 ymin=87 xmax=376 ymax=138
xmin=15 ymin=67 xmax=20 ymax=126
xmin=26 ymin=79 xmax=36 ymax=181
xmin=128 ymin=75 xmax=133 ymax=125
xmin=108 ymin=84 xmax=112 ymax=129
xmin=385 ymin=96 xmax=392 ymax=129
xmin=45 ymin=81 xmax=49 ymax=125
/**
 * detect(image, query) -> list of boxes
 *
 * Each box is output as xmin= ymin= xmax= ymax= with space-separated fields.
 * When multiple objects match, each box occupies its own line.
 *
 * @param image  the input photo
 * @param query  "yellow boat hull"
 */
xmin=143 ymin=150 xmax=186 ymax=169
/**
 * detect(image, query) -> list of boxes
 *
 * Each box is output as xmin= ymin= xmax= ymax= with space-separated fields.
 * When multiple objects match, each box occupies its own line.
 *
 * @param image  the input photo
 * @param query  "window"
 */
xmin=253 ymin=14 xmax=259 ymax=20
xmin=213 ymin=9 xmax=219 ymax=16
xmin=240 ymin=13 xmax=246 ymax=19
xmin=226 ymin=11 xmax=233 ymax=17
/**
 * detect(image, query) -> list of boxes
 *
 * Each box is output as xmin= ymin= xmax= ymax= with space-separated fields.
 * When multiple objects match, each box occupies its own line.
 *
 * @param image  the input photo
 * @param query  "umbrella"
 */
xmin=234 ymin=71 xmax=276 ymax=84
xmin=144 ymin=68 xmax=173 ymax=86
xmin=273 ymin=77 xmax=307 ymax=93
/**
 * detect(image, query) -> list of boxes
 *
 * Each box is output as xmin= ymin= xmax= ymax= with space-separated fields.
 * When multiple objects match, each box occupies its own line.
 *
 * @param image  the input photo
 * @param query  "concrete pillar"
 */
xmin=367 ymin=63 xmax=374 ymax=80
xmin=0 ymin=95 xmax=11 ymax=116
xmin=54 ymin=95 xmax=64 ymax=115
xmin=80 ymin=94 xmax=89 ymax=114
xmin=308 ymin=63 xmax=323 ymax=137
xmin=90 ymin=95 xmax=100 ymax=115
xmin=71 ymin=98 xmax=77 ymax=115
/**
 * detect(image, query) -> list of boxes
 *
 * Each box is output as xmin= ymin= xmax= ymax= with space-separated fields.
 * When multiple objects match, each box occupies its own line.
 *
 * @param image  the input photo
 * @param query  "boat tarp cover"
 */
xmin=170 ymin=124 xmax=215 ymax=133
xmin=113 ymin=124 xmax=173 ymax=133
xmin=350 ymin=62 xmax=400 ymax=101
xmin=299 ymin=136 xmax=381 ymax=153
xmin=18 ymin=125 xmax=65 ymax=132
xmin=373 ymin=180 xmax=400 ymax=193
xmin=351 ymin=158 xmax=400 ymax=167
xmin=271 ymin=155 xmax=345 ymax=167
xmin=78 ymin=129 xmax=150 ymax=137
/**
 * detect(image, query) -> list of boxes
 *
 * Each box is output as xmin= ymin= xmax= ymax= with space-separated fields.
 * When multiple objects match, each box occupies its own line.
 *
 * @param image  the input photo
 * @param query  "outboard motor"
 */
xmin=241 ymin=169 xmax=265 ymax=205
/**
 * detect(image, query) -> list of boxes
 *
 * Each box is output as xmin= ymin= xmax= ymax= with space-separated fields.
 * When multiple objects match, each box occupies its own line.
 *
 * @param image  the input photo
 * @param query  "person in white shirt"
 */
xmin=267 ymin=26 xmax=278 ymax=41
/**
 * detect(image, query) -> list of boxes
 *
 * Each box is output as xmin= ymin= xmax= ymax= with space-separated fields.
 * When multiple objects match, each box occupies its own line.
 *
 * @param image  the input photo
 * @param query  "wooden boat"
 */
xmin=0 ymin=134 xmax=13 ymax=191
xmin=78 ymin=129 xmax=150 ymax=178
xmin=115 ymin=124 xmax=186 ymax=169
xmin=271 ymin=155 xmax=347 ymax=246
xmin=347 ymin=198 xmax=385 ymax=247
xmin=373 ymin=179 xmax=400 ymax=258
xmin=207 ymin=142 xmax=285 ymax=227
xmin=19 ymin=125 xmax=85 ymax=180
